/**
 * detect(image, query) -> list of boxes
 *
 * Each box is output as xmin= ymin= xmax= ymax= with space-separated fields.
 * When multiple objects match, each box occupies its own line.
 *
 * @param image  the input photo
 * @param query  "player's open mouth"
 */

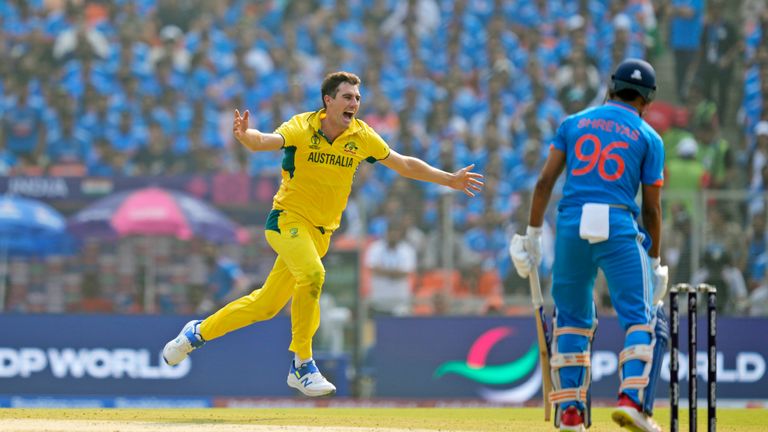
xmin=343 ymin=112 xmax=354 ymax=121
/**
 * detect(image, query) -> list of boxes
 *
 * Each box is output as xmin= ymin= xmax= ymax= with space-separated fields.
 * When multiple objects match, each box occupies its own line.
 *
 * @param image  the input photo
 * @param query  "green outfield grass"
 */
xmin=0 ymin=407 xmax=766 ymax=431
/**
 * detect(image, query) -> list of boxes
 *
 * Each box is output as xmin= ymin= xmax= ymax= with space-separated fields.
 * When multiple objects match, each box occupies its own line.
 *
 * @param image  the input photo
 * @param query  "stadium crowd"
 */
xmin=1 ymin=0 xmax=768 ymax=317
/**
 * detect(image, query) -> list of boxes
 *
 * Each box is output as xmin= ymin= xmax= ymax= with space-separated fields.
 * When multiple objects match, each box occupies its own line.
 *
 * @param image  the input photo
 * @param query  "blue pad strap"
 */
xmin=642 ymin=305 xmax=669 ymax=415
xmin=622 ymin=328 xmax=651 ymax=404
xmin=555 ymin=332 xmax=589 ymax=412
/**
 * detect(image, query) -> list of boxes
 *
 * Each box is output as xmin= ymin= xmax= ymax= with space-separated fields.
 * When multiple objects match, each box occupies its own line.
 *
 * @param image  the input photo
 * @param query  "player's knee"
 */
xmin=297 ymin=267 xmax=326 ymax=299
xmin=306 ymin=266 xmax=325 ymax=288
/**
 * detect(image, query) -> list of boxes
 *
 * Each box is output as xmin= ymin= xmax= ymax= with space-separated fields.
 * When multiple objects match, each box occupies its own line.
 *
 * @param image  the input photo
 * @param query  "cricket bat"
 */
xmin=529 ymin=266 xmax=552 ymax=421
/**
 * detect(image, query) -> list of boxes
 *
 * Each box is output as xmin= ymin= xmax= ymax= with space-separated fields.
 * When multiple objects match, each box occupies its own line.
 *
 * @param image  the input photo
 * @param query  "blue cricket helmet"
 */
xmin=611 ymin=58 xmax=657 ymax=102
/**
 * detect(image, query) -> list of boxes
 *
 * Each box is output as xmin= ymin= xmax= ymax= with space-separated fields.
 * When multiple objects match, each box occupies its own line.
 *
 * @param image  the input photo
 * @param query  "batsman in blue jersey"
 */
xmin=510 ymin=59 xmax=669 ymax=432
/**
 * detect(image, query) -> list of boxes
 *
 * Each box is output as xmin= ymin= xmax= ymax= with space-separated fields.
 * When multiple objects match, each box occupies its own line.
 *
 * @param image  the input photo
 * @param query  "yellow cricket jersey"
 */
xmin=273 ymin=109 xmax=391 ymax=232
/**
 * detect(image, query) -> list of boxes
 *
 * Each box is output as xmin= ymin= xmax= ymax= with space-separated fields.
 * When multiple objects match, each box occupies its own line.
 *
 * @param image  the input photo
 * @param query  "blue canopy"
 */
xmin=0 ymin=195 xmax=72 ymax=256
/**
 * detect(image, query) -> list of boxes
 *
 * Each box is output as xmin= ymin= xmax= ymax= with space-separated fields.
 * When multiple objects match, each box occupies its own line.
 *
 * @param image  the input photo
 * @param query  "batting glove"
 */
xmin=525 ymin=225 xmax=543 ymax=268
xmin=651 ymin=257 xmax=669 ymax=305
xmin=510 ymin=234 xmax=531 ymax=278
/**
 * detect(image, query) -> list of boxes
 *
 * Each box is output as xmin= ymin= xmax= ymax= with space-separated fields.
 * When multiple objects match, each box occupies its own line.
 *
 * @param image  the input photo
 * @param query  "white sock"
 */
xmin=294 ymin=354 xmax=312 ymax=366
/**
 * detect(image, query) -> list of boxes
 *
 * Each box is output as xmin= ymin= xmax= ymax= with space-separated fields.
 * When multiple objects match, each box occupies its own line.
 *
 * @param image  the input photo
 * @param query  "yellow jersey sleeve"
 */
xmin=274 ymin=114 xmax=304 ymax=147
xmin=359 ymin=124 xmax=391 ymax=163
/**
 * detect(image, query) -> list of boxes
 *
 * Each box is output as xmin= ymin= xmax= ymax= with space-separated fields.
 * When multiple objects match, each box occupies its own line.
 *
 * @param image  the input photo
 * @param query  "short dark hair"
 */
xmin=611 ymin=88 xmax=644 ymax=103
xmin=321 ymin=71 xmax=361 ymax=108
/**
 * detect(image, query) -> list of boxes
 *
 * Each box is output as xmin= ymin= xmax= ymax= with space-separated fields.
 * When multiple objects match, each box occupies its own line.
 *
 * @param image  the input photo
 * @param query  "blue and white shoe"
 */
xmin=162 ymin=320 xmax=205 ymax=366
xmin=286 ymin=359 xmax=337 ymax=397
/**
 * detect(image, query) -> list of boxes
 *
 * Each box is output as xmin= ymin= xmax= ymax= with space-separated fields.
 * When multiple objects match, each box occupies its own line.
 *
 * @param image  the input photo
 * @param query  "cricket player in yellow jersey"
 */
xmin=162 ymin=71 xmax=484 ymax=396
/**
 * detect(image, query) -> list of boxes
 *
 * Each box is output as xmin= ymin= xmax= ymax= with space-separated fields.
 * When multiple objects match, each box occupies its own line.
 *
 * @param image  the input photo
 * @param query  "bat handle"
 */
xmin=530 ymin=266 xmax=543 ymax=308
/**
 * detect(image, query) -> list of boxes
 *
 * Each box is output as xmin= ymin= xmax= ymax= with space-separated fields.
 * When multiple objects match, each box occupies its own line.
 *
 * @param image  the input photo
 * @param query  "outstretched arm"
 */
xmin=233 ymin=109 xmax=284 ymax=152
xmin=379 ymin=149 xmax=484 ymax=197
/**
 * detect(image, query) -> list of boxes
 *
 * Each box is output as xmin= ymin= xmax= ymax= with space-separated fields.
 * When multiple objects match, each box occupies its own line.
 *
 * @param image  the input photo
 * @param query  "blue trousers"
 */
xmin=551 ymin=207 xmax=653 ymax=410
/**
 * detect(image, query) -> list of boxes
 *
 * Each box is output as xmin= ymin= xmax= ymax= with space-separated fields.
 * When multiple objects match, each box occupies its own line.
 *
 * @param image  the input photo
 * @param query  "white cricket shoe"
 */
xmin=286 ymin=359 xmax=337 ymax=397
xmin=162 ymin=320 xmax=205 ymax=366
xmin=611 ymin=395 xmax=662 ymax=432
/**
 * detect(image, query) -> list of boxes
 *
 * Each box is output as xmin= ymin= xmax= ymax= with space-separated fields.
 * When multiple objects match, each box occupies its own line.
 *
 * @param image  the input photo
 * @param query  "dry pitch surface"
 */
xmin=0 ymin=408 xmax=766 ymax=431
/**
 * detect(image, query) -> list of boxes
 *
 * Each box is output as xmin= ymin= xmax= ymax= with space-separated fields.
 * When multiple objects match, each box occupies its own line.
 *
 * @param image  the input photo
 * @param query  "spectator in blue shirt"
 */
xmin=79 ymin=93 xmax=113 ymax=142
xmin=45 ymin=111 xmax=91 ymax=165
xmin=132 ymin=121 xmax=176 ymax=176
xmin=696 ymin=0 xmax=739 ymax=125
xmin=1 ymin=80 xmax=45 ymax=165
xmin=87 ymin=137 xmax=122 ymax=177
xmin=464 ymin=210 xmax=508 ymax=275
xmin=745 ymin=211 xmax=768 ymax=288
xmin=196 ymin=246 xmax=251 ymax=314
xmin=510 ymin=140 xmax=544 ymax=193
xmin=669 ymin=0 xmax=703 ymax=102
xmin=106 ymin=110 xmax=145 ymax=154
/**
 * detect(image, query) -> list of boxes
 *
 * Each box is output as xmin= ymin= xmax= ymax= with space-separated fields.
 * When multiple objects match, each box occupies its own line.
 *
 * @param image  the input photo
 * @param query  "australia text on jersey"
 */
xmin=307 ymin=151 xmax=355 ymax=167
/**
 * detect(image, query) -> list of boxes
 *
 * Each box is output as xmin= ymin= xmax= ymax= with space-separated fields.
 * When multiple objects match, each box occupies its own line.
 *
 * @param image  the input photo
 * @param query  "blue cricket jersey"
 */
xmin=669 ymin=0 xmax=703 ymax=50
xmin=210 ymin=258 xmax=243 ymax=302
xmin=552 ymin=100 xmax=665 ymax=217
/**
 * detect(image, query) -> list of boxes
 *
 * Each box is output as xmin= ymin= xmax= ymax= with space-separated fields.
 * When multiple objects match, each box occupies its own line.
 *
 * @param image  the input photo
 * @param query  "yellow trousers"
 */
xmin=199 ymin=210 xmax=330 ymax=360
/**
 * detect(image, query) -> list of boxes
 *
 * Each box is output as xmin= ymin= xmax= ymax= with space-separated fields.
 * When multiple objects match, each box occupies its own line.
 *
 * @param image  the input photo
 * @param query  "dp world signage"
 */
xmin=0 ymin=314 xmax=295 ymax=396
xmin=2 ymin=314 xmax=765 ymax=401
xmin=374 ymin=316 xmax=768 ymax=401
